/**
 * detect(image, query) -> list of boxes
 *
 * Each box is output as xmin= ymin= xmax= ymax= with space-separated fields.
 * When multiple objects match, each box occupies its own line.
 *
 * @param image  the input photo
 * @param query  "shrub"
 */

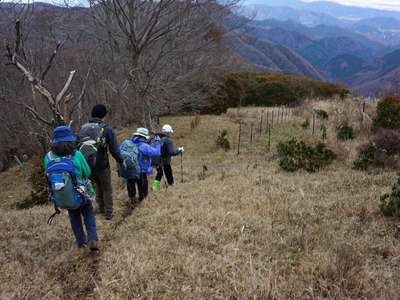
xmin=353 ymin=144 xmax=377 ymax=170
xmin=203 ymin=73 xmax=350 ymax=114
xmin=277 ymin=138 xmax=336 ymax=172
xmin=336 ymin=123 xmax=354 ymax=140
xmin=372 ymin=128 xmax=400 ymax=156
xmin=380 ymin=175 xmax=400 ymax=217
xmin=15 ymin=158 xmax=49 ymax=209
xmin=314 ymin=109 xmax=329 ymax=119
xmin=372 ymin=95 xmax=400 ymax=131
xmin=215 ymin=129 xmax=230 ymax=151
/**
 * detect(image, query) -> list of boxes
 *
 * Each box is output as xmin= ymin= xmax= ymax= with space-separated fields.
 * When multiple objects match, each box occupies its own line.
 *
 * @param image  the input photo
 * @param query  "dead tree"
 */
xmin=3 ymin=19 xmax=77 ymax=128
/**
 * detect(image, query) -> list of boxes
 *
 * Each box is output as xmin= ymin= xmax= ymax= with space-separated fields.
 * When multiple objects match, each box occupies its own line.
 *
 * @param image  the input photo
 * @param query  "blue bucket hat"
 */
xmin=52 ymin=126 xmax=77 ymax=144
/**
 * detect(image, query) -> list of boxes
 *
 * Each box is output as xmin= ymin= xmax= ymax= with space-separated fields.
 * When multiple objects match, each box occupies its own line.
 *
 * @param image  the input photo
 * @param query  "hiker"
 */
xmin=152 ymin=124 xmax=184 ymax=191
xmin=44 ymin=126 xmax=99 ymax=251
xmin=84 ymin=104 xmax=123 ymax=220
xmin=119 ymin=127 xmax=161 ymax=204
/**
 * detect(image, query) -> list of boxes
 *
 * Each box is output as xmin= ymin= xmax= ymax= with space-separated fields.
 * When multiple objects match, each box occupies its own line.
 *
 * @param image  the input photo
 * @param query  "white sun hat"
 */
xmin=162 ymin=124 xmax=174 ymax=133
xmin=133 ymin=127 xmax=150 ymax=138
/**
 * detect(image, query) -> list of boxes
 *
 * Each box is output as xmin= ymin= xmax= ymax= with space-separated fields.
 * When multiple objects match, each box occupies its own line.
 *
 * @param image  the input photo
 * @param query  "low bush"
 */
xmin=353 ymin=144 xmax=377 ymax=170
xmin=15 ymin=158 xmax=49 ymax=209
xmin=277 ymin=138 xmax=336 ymax=172
xmin=372 ymin=95 xmax=400 ymax=131
xmin=371 ymin=128 xmax=400 ymax=156
xmin=202 ymin=73 xmax=350 ymax=114
xmin=336 ymin=123 xmax=355 ymax=140
xmin=380 ymin=175 xmax=400 ymax=217
xmin=215 ymin=129 xmax=230 ymax=151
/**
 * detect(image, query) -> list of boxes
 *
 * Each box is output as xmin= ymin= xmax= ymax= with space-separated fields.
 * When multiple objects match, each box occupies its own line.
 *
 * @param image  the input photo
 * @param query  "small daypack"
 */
xmin=46 ymin=152 xmax=85 ymax=210
xmin=117 ymin=140 xmax=141 ymax=179
xmin=77 ymin=122 xmax=106 ymax=169
xmin=150 ymin=136 xmax=166 ymax=167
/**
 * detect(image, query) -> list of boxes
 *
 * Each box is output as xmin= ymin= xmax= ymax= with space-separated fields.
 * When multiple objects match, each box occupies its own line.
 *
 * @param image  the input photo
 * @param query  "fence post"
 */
xmin=271 ymin=109 xmax=274 ymax=128
xmin=250 ymin=123 xmax=254 ymax=144
xmin=259 ymin=111 xmax=263 ymax=136
xmin=266 ymin=111 xmax=269 ymax=133
xmin=361 ymin=100 xmax=366 ymax=125
xmin=268 ymin=123 xmax=271 ymax=151
xmin=312 ymin=112 xmax=315 ymax=135
xmin=237 ymin=122 xmax=242 ymax=155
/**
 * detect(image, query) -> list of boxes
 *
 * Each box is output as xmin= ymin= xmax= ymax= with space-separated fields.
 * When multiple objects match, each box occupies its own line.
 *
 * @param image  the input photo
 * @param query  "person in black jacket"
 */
xmin=151 ymin=124 xmax=184 ymax=191
xmin=88 ymin=104 xmax=123 ymax=220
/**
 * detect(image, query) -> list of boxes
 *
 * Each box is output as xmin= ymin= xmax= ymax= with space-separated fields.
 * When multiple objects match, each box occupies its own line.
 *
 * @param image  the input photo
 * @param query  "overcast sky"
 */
xmin=302 ymin=0 xmax=400 ymax=11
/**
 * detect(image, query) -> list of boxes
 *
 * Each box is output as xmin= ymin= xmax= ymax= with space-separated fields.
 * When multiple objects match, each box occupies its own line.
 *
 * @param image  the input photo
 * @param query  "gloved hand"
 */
xmin=178 ymin=146 xmax=184 ymax=153
xmin=154 ymin=135 xmax=161 ymax=142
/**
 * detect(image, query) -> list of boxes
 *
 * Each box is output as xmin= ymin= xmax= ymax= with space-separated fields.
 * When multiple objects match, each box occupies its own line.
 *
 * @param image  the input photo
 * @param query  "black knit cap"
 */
xmin=91 ymin=104 xmax=108 ymax=118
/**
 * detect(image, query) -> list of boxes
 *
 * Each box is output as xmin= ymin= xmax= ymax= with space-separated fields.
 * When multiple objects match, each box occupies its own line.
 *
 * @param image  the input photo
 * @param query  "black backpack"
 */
xmin=77 ymin=122 xmax=107 ymax=169
xmin=150 ymin=135 xmax=166 ymax=167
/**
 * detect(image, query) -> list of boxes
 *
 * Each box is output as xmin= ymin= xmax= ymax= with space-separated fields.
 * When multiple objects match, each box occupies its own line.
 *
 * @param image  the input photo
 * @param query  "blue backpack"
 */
xmin=46 ymin=152 xmax=85 ymax=212
xmin=117 ymin=140 xmax=141 ymax=179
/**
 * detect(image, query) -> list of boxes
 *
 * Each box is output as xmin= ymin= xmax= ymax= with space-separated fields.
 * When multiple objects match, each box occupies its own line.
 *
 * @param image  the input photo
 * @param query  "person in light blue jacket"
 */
xmin=119 ymin=127 xmax=161 ymax=204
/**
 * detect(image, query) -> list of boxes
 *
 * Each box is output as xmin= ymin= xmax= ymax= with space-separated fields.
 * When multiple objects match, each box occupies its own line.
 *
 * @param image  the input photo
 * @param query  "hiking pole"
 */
xmin=180 ymin=145 xmax=184 ymax=183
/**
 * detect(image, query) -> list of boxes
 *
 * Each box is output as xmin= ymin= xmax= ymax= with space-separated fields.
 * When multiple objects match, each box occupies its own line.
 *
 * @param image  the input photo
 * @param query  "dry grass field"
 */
xmin=1 ymin=97 xmax=400 ymax=299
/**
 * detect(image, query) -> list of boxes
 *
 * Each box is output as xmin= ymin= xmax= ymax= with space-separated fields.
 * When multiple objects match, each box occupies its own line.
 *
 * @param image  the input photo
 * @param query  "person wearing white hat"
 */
xmin=151 ymin=124 xmax=184 ymax=191
xmin=119 ymin=127 xmax=161 ymax=204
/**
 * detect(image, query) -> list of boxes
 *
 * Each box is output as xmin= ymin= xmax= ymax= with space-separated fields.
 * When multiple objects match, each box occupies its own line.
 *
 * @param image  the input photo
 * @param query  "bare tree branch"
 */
xmin=55 ymin=70 xmax=76 ymax=106
xmin=41 ymin=40 xmax=63 ymax=81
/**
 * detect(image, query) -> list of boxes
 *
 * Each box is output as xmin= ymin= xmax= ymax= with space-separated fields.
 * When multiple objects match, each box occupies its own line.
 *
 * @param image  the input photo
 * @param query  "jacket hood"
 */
xmin=132 ymin=136 xmax=146 ymax=144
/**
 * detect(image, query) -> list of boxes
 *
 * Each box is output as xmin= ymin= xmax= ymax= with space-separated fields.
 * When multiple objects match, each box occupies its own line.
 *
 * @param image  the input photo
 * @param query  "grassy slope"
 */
xmin=1 ymin=101 xmax=400 ymax=299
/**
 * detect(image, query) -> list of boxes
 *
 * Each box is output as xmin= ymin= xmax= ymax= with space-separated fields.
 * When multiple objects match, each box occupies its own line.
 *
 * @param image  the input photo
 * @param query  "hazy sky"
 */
xmin=302 ymin=0 xmax=400 ymax=11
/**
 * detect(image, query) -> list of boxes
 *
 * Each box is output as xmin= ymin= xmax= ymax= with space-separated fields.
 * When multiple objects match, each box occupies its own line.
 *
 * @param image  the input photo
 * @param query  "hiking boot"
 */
xmin=152 ymin=180 xmax=161 ymax=192
xmin=88 ymin=240 xmax=99 ymax=251
xmin=105 ymin=214 xmax=113 ymax=220
xmin=129 ymin=196 xmax=138 ymax=206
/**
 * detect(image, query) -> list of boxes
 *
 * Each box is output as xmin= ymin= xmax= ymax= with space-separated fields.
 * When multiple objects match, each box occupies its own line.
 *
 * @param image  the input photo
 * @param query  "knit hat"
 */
xmin=162 ymin=124 xmax=173 ymax=133
xmin=52 ymin=126 xmax=76 ymax=144
xmin=133 ymin=127 xmax=150 ymax=139
xmin=91 ymin=104 xmax=108 ymax=119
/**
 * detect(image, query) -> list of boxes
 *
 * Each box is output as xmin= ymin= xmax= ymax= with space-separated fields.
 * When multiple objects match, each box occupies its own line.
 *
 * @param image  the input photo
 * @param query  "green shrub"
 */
xmin=202 ymin=73 xmax=350 ymax=114
xmin=336 ymin=123 xmax=354 ymax=140
xmin=15 ymin=158 xmax=50 ymax=209
xmin=352 ymin=144 xmax=377 ymax=170
xmin=372 ymin=95 xmax=400 ymax=131
xmin=277 ymin=138 xmax=336 ymax=172
xmin=380 ymin=175 xmax=400 ymax=217
xmin=215 ymin=129 xmax=230 ymax=151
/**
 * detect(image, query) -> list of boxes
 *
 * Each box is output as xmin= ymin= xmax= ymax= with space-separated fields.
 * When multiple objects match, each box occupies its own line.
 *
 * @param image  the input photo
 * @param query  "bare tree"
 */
xmin=89 ymin=0 xmax=240 ymax=128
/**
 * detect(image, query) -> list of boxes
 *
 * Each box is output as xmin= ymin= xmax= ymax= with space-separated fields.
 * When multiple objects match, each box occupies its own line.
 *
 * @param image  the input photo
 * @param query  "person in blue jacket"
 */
xmin=120 ymin=127 xmax=161 ymax=204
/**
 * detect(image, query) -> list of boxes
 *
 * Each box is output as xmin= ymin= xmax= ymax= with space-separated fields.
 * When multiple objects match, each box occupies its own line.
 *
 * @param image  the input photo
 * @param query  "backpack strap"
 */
xmin=47 ymin=204 xmax=61 ymax=225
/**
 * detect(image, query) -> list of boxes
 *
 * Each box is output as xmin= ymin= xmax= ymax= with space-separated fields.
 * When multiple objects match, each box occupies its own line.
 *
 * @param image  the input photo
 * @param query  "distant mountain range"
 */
xmin=246 ymin=0 xmax=400 ymax=20
xmin=230 ymin=1 xmax=400 ymax=96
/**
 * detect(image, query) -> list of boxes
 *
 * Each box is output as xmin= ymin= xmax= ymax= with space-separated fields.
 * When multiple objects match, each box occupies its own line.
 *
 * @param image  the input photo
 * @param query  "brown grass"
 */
xmin=1 ymin=97 xmax=400 ymax=299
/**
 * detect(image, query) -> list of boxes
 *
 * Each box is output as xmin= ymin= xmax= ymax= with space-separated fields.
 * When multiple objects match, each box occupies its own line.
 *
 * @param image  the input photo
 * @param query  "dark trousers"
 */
xmin=68 ymin=201 xmax=98 ymax=246
xmin=127 ymin=173 xmax=148 ymax=201
xmin=155 ymin=164 xmax=174 ymax=185
xmin=91 ymin=166 xmax=113 ymax=217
